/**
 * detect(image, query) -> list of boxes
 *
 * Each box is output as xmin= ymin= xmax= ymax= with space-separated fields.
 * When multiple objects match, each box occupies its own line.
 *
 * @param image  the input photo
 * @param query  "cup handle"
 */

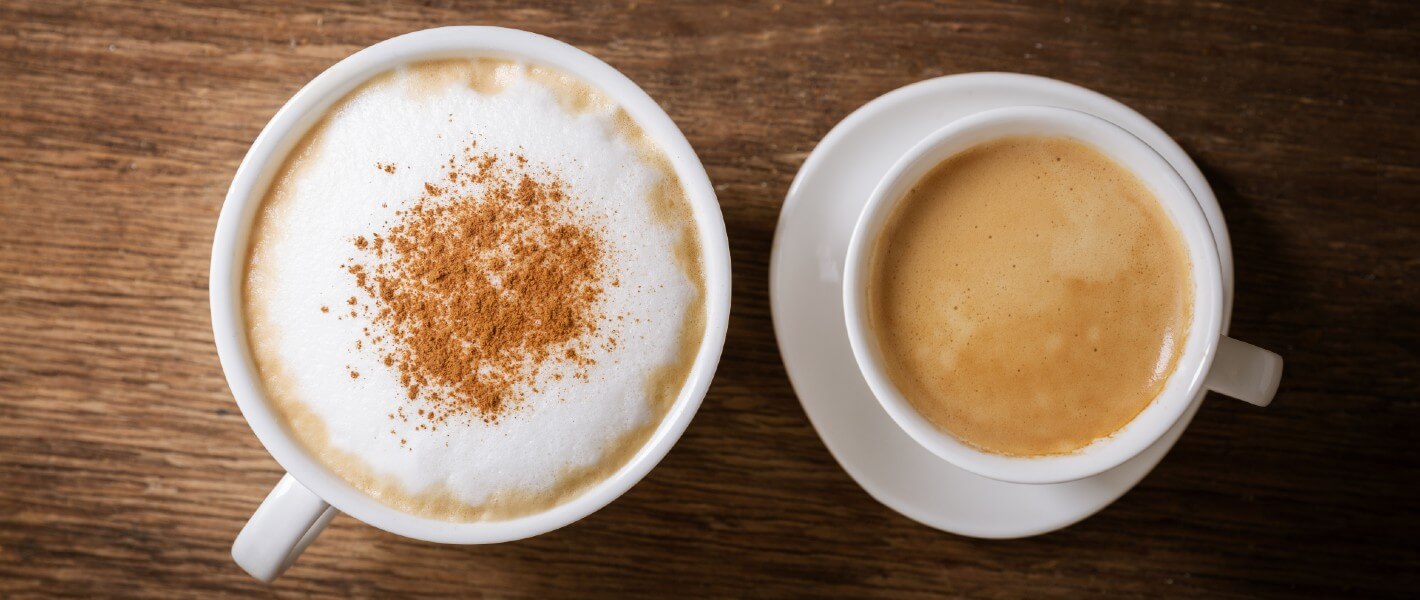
xmin=1204 ymin=336 xmax=1283 ymax=407
xmin=232 ymin=473 xmax=338 ymax=582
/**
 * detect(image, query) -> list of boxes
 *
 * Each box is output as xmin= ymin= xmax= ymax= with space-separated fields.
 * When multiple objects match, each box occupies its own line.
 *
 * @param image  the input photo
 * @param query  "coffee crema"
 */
xmin=244 ymin=58 xmax=705 ymax=521
xmin=868 ymin=136 xmax=1192 ymax=456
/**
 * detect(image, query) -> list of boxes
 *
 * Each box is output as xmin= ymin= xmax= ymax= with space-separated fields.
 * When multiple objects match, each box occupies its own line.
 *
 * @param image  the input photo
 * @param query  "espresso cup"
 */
xmin=210 ymin=27 xmax=730 ymax=581
xmin=842 ymin=106 xmax=1282 ymax=485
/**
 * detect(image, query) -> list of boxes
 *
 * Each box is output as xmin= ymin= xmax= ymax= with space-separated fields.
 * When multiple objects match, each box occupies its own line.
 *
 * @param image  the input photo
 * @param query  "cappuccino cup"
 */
xmin=211 ymin=27 xmax=730 ymax=581
xmin=842 ymin=106 xmax=1282 ymax=485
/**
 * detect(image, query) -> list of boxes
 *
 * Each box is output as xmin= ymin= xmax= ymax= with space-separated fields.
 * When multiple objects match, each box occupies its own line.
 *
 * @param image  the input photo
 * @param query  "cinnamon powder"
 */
xmin=346 ymin=144 xmax=611 ymax=427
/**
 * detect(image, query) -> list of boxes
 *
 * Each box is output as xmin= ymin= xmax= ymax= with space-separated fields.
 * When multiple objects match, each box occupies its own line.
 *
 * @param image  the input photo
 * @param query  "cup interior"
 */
xmin=210 ymin=27 xmax=730 ymax=542
xmin=842 ymin=106 xmax=1224 ymax=484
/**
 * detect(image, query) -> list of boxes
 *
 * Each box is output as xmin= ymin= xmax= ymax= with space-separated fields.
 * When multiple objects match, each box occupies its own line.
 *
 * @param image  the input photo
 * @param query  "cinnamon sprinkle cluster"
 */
xmin=343 ymin=142 xmax=615 ymax=428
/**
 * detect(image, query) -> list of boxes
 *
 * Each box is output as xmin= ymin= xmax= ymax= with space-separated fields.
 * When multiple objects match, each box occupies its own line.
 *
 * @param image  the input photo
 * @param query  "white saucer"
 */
xmin=769 ymin=73 xmax=1235 ymax=539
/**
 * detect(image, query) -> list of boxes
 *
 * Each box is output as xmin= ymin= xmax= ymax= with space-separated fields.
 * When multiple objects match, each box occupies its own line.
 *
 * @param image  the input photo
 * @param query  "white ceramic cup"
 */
xmin=842 ymin=106 xmax=1282 ymax=486
xmin=209 ymin=27 xmax=730 ymax=582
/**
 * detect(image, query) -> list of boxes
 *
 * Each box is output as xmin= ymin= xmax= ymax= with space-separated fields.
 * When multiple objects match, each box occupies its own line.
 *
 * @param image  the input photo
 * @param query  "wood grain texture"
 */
xmin=1 ymin=0 xmax=1416 ymax=597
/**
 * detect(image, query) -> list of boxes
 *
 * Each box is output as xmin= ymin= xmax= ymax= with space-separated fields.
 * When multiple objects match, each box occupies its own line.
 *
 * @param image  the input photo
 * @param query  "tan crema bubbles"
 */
xmin=868 ymin=136 xmax=1194 ymax=456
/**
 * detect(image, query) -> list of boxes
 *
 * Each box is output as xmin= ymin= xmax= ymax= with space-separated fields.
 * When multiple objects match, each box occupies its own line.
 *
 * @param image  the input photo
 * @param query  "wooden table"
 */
xmin=2 ymin=1 xmax=1415 ymax=597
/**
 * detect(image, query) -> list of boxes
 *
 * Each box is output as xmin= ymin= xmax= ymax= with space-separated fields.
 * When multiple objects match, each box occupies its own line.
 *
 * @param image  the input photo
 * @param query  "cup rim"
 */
xmin=209 ymin=26 xmax=730 ymax=543
xmin=842 ymin=105 xmax=1224 ymax=484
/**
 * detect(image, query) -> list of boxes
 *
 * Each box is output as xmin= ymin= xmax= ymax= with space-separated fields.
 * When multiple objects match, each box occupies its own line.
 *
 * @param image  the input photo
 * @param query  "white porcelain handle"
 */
xmin=1205 ymin=335 xmax=1283 ymax=407
xmin=232 ymin=474 xmax=338 ymax=582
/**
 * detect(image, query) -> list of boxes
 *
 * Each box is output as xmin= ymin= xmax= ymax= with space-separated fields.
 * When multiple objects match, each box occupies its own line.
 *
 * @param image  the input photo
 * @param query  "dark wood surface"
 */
xmin=2 ymin=1 xmax=1416 ymax=597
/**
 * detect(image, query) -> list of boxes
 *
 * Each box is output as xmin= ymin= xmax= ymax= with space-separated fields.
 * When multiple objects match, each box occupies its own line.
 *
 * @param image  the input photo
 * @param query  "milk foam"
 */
xmin=244 ymin=59 xmax=703 ymax=520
